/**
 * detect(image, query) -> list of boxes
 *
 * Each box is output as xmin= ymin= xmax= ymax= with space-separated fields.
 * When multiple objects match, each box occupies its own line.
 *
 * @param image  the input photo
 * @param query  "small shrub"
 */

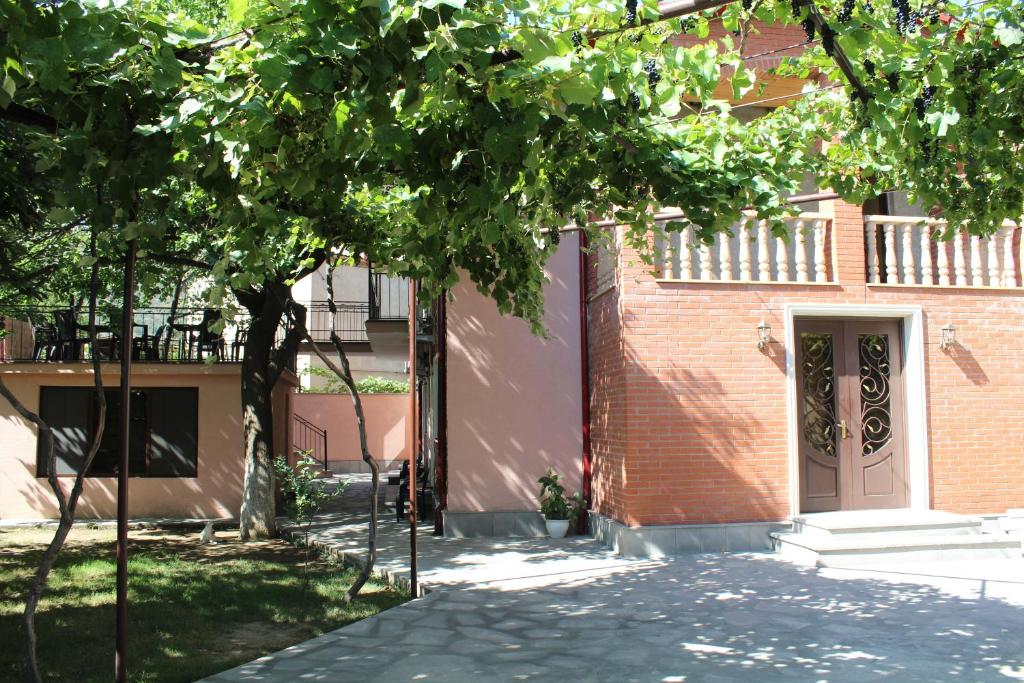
xmin=298 ymin=367 xmax=409 ymax=394
xmin=538 ymin=467 xmax=584 ymax=524
xmin=274 ymin=452 xmax=346 ymax=587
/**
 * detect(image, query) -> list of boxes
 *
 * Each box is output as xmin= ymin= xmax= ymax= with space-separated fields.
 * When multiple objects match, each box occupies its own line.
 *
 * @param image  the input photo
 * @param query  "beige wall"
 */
xmin=0 ymin=364 xmax=263 ymax=520
xmin=446 ymin=232 xmax=584 ymax=512
xmin=289 ymin=392 xmax=409 ymax=469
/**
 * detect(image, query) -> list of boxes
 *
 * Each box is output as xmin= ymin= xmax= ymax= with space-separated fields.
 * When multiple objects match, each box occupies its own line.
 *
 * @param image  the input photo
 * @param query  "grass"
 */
xmin=0 ymin=526 xmax=406 ymax=683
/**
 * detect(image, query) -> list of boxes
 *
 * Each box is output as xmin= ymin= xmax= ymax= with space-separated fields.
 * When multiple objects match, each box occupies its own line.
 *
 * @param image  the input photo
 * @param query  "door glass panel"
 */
xmin=859 ymin=334 xmax=893 ymax=456
xmin=800 ymin=333 xmax=838 ymax=458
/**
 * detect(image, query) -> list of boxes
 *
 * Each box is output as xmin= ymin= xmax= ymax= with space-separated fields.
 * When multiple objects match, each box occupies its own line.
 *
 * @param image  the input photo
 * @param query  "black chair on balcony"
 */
xmin=133 ymin=324 xmax=165 ymax=361
xmin=230 ymin=325 xmax=248 ymax=362
xmin=31 ymin=320 xmax=59 ymax=360
xmin=53 ymin=309 xmax=89 ymax=360
xmin=195 ymin=310 xmax=224 ymax=360
xmin=172 ymin=309 xmax=223 ymax=361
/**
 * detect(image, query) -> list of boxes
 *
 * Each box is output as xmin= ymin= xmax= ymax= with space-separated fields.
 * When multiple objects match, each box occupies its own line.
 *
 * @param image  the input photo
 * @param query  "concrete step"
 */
xmin=792 ymin=509 xmax=983 ymax=537
xmin=772 ymin=530 xmax=1023 ymax=567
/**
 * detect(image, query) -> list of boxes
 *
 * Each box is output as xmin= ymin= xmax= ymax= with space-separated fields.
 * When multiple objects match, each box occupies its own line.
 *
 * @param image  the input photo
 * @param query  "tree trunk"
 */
xmin=8 ymin=244 xmax=106 ymax=683
xmin=237 ymin=283 xmax=306 ymax=541
xmin=238 ymin=309 xmax=279 ymax=540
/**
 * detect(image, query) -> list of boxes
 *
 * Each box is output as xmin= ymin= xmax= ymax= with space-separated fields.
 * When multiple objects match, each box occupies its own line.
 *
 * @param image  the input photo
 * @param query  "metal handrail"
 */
xmin=293 ymin=414 xmax=329 ymax=472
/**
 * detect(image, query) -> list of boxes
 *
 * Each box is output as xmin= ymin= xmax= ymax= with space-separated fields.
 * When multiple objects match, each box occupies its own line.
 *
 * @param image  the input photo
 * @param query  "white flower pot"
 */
xmin=545 ymin=519 xmax=570 ymax=539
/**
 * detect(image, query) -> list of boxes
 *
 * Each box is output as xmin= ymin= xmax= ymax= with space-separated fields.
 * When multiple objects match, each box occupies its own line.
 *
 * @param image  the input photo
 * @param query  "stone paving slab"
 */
xmin=203 ymin=477 xmax=1024 ymax=682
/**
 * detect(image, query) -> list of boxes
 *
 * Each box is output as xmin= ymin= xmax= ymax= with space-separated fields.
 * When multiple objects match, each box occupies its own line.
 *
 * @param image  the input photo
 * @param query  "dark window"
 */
xmin=37 ymin=387 xmax=198 ymax=478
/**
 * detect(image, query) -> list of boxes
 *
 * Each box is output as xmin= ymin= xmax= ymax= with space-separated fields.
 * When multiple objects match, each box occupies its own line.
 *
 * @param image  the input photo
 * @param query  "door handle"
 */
xmin=838 ymin=419 xmax=849 ymax=439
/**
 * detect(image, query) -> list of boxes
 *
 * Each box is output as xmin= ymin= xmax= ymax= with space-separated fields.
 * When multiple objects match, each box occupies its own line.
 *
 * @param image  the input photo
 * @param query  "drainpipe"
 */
xmin=577 ymin=230 xmax=592 ymax=534
xmin=433 ymin=292 xmax=448 ymax=536
xmin=407 ymin=280 xmax=418 ymax=596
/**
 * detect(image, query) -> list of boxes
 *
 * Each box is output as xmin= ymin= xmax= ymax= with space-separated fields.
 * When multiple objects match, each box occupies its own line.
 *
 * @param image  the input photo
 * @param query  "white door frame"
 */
xmin=784 ymin=303 xmax=929 ymax=517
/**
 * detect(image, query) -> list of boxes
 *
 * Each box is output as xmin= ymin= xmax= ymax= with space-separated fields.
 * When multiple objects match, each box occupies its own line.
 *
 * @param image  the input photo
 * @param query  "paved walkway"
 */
xmin=204 ymin=477 xmax=1024 ymax=682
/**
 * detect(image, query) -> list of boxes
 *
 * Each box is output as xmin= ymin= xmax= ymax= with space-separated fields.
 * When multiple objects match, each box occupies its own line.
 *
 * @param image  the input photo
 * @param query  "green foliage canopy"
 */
xmin=1 ymin=0 xmax=1023 ymax=326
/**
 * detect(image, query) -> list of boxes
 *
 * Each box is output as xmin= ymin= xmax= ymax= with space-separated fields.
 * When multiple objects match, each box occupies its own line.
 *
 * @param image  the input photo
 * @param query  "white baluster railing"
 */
xmin=654 ymin=213 xmax=834 ymax=283
xmin=864 ymin=215 xmax=1023 ymax=288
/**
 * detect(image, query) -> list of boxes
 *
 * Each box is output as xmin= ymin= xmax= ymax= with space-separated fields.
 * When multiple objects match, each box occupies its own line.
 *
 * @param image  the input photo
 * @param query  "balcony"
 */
xmin=864 ymin=216 xmax=1024 ymax=288
xmin=654 ymin=212 xmax=836 ymax=283
xmin=364 ymin=269 xmax=410 ymax=355
xmin=0 ymin=306 xmax=264 ymax=364
xmin=305 ymin=302 xmax=371 ymax=344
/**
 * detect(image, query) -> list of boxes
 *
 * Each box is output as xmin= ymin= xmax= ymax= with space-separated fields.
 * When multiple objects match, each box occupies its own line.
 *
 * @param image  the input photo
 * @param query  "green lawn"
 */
xmin=0 ymin=526 xmax=406 ymax=683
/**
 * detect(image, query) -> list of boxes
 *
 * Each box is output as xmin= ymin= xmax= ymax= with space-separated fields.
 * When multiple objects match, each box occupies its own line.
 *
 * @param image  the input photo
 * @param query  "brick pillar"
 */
xmin=830 ymin=198 xmax=866 ymax=284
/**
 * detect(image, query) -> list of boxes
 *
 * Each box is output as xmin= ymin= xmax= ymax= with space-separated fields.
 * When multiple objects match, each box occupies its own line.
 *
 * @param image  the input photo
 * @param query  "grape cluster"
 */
xmin=863 ymin=0 xmax=874 ymax=14
xmin=790 ymin=0 xmax=803 ymax=18
xmin=919 ymin=138 xmax=937 ymax=162
xmin=892 ymin=0 xmax=915 ymax=35
xmin=625 ymin=0 xmax=637 ymax=26
xmin=742 ymin=0 xmax=752 ymax=9
xmin=913 ymin=85 xmax=936 ymax=120
xmin=863 ymin=58 xmax=876 ymax=77
xmin=801 ymin=17 xmax=816 ymax=40
xmin=963 ymin=54 xmax=986 ymax=117
xmin=643 ymin=59 xmax=662 ymax=90
xmin=838 ymin=0 xmax=855 ymax=22
xmin=572 ymin=31 xmax=583 ymax=49
xmin=886 ymin=72 xmax=899 ymax=93
xmin=820 ymin=23 xmax=837 ymax=55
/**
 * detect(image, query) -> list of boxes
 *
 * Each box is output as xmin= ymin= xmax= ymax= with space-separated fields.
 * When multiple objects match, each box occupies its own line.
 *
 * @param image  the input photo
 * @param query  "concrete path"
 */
xmin=204 ymin=477 xmax=1024 ymax=682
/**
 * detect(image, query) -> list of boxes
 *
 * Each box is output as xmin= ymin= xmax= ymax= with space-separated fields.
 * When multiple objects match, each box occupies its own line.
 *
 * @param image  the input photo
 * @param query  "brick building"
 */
xmin=440 ymin=22 xmax=1024 ymax=554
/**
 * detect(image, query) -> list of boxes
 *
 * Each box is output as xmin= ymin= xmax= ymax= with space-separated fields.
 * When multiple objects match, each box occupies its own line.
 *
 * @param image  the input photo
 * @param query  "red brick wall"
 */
xmin=588 ymin=199 xmax=1024 ymax=527
xmin=587 ymin=228 xmax=630 ymax=523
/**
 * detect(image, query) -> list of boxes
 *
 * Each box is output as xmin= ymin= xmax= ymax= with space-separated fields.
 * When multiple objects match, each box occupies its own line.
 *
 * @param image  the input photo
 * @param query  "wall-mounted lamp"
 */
xmin=757 ymin=319 xmax=772 ymax=351
xmin=939 ymin=322 xmax=957 ymax=351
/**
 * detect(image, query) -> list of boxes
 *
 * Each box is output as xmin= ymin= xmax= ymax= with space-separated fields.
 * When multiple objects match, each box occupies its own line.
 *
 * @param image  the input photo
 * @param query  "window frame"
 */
xmin=35 ymin=386 xmax=199 ymax=479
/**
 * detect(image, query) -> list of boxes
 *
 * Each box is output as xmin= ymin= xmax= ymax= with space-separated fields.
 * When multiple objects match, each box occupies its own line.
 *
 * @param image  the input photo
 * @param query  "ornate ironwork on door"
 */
xmin=800 ymin=333 xmax=838 ymax=459
xmin=858 ymin=334 xmax=893 ymax=457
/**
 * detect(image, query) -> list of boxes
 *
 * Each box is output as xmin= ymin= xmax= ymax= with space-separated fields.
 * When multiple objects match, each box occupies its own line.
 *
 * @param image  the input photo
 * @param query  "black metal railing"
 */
xmin=293 ymin=414 xmax=328 ymax=471
xmin=368 ymin=269 xmax=409 ymax=320
xmin=305 ymin=301 xmax=369 ymax=343
xmin=0 ymin=305 xmax=291 ymax=366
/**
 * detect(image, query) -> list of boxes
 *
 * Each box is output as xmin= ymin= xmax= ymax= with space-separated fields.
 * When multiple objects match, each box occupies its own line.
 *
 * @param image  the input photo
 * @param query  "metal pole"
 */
xmin=115 ymin=239 xmax=136 ymax=683
xmin=578 ymin=232 xmax=592 ymax=534
xmin=433 ymin=292 xmax=447 ymax=536
xmin=407 ymin=280 xmax=418 ymax=596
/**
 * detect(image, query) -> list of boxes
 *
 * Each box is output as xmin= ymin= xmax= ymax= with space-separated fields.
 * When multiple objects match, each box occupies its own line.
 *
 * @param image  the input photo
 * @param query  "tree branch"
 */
xmin=267 ymin=291 xmax=306 ymax=387
xmin=291 ymin=257 xmax=381 ymax=603
xmin=0 ymin=103 xmax=58 ymax=134
xmin=144 ymin=252 xmax=212 ymax=270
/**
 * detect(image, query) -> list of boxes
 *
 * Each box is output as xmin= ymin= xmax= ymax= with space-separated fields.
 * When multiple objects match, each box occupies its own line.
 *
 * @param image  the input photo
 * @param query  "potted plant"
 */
xmin=538 ymin=467 xmax=583 ymax=539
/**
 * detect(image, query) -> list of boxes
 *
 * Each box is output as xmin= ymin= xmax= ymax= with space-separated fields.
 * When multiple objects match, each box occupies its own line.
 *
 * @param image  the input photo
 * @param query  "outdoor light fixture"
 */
xmin=757 ymin=319 xmax=772 ymax=351
xmin=940 ymin=322 xmax=957 ymax=351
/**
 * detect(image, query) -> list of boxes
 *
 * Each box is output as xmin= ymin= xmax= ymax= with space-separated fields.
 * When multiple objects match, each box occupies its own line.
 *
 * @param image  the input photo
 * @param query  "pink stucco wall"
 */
xmin=446 ymin=232 xmax=584 ymax=512
xmin=289 ymin=392 xmax=409 ymax=469
xmin=0 ymin=363 xmax=294 ymax=520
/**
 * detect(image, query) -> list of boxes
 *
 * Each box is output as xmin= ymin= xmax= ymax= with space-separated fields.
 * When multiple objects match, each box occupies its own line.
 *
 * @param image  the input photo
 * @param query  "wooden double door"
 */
xmin=796 ymin=319 xmax=909 ymax=512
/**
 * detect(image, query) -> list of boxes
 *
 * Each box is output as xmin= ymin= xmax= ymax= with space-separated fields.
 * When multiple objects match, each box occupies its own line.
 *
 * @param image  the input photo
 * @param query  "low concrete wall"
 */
xmin=289 ymin=392 xmax=408 ymax=471
xmin=589 ymin=512 xmax=791 ymax=558
xmin=442 ymin=510 xmax=547 ymax=538
xmin=0 ymin=363 xmax=256 ymax=520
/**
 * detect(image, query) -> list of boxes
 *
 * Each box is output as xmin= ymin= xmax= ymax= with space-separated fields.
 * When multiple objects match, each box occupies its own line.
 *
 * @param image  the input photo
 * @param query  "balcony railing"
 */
xmin=305 ymin=302 xmax=370 ymax=343
xmin=369 ymin=270 xmax=410 ymax=320
xmin=655 ymin=213 xmax=835 ymax=283
xmin=865 ymin=216 xmax=1024 ymax=288
xmin=0 ymin=306 xmax=281 ymax=364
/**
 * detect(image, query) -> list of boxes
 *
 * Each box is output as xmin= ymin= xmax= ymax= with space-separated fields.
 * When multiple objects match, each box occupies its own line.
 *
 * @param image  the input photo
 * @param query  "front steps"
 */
xmin=772 ymin=509 xmax=1023 ymax=567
